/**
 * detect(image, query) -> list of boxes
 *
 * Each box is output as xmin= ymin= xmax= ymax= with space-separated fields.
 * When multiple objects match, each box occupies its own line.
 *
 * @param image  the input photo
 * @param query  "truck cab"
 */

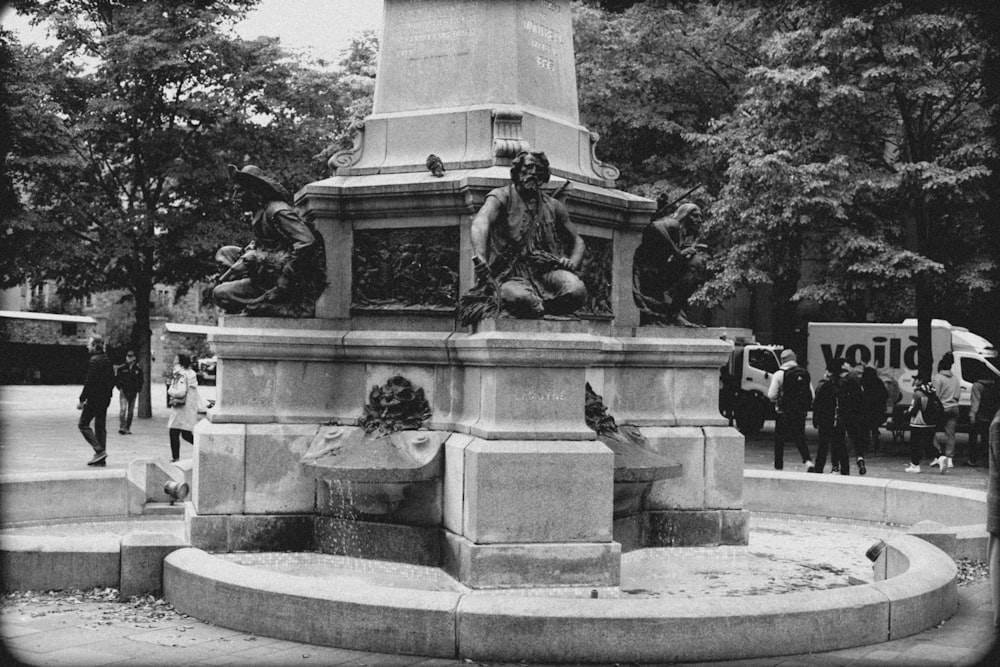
xmin=720 ymin=340 xmax=782 ymax=436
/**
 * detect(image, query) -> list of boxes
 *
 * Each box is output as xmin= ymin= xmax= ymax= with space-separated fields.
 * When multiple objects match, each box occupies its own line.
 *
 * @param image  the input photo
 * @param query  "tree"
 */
xmin=3 ymin=0 xmax=359 ymax=416
xmin=574 ymin=1 xmax=760 ymax=200
xmin=689 ymin=1 xmax=995 ymax=364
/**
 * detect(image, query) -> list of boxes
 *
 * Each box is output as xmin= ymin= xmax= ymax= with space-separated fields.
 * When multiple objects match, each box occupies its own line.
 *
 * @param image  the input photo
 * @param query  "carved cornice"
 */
xmin=492 ymin=109 xmax=531 ymax=158
xmin=328 ymin=122 xmax=365 ymax=172
xmin=589 ymin=131 xmax=620 ymax=183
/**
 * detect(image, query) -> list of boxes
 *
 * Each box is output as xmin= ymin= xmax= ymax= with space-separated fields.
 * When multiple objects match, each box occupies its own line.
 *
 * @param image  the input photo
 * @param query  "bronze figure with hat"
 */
xmin=212 ymin=165 xmax=326 ymax=317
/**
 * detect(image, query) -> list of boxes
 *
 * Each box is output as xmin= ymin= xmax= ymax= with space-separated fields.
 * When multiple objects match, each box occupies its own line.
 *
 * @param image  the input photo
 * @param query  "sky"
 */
xmin=0 ymin=0 xmax=383 ymax=64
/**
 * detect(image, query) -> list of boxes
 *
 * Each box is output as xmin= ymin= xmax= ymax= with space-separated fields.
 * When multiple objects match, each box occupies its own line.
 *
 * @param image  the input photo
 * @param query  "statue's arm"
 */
xmin=556 ymin=204 xmax=585 ymax=270
xmin=471 ymin=197 xmax=501 ymax=264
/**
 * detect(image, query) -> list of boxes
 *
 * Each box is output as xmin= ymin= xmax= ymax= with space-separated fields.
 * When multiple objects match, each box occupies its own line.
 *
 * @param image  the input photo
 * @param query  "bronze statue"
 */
xmin=212 ymin=165 xmax=326 ymax=317
xmin=632 ymin=203 xmax=708 ymax=327
xmin=461 ymin=151 xmax=586 ymax=323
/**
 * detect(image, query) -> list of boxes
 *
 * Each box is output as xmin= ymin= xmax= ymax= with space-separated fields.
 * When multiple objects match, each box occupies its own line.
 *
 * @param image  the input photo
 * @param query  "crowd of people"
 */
xmin=767 ymin=349 xmax=1000 ymax=476
xmin=76 ymin=334 xmax=204 ymax=466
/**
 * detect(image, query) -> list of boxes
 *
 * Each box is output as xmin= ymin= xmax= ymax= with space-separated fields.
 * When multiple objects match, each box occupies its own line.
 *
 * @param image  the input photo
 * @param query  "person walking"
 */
xmin=77 ymin=334 xmax=114 ymax=467
xmin=167 ymin=353 xmax=200 ymax=462
xmin=812 ymin=358 xmax=846 ymax=474
xmin=931 ymin=354 xmax=961 ymax=473
xmin=767 ymin=349 xmax=814 ymax=471
xmin=968 ymin=375 xmax=1000 ymax=467
xmin=114 ymin=349 xmax=142 ymax=435
xmin=861 ymin=365 xmax=889 ymax=451
xmin=906 ymin=377 xmax=937 ymax=473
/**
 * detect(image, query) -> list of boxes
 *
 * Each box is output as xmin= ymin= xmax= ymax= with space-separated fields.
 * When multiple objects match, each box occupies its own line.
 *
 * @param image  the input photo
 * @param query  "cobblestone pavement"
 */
xmin=1 ymin=385 xmax=998 ymax=666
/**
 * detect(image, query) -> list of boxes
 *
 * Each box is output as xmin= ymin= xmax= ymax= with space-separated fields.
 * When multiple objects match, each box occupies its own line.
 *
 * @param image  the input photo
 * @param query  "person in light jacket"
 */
xmin=166 ymin=353 xmax=200 ymax=462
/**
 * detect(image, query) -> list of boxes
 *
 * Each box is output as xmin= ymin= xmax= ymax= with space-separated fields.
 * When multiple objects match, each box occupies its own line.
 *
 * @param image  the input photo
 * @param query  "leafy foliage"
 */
xmin=2 ymin=0 xmax=374 ymax=412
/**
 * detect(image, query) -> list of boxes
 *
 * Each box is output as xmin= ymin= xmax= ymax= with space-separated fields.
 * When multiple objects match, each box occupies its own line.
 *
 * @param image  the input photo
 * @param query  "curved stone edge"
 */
xmin=161 ymin=534 xmax=956 ymax=663
xmin=163 ymin=548 xmax=460 ymax=657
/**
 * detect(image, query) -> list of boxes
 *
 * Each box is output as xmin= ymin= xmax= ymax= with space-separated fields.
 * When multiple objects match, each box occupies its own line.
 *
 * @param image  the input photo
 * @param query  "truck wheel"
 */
xmin=735 ymin=397 xmax=765 ymax=436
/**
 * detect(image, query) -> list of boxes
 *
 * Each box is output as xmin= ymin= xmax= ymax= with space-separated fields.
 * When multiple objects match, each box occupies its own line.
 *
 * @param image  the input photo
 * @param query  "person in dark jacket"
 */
xmin=812 ymin=358 xmax=846 ymax=474
xmin=861 ymin=366 xmax=889 ymax=450
xmin=838 ymin=362 xmax=869 ymax=475
xmin=77 ymin=334 xmax=115 ymax=466
xmin=114 ymin=349 xmax=142 ymax=435
xmin=968 ymin=376 xmax=1000 ymax=467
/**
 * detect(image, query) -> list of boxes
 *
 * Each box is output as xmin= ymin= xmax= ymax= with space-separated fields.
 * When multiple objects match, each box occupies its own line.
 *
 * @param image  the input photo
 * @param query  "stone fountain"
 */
xmin=187 ymin=0 xmax=746 ymax=593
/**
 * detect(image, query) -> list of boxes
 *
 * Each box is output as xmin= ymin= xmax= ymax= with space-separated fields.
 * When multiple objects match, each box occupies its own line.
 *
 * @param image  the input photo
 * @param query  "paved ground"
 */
xmin=1 ymin=384 xmax=998 ymax=666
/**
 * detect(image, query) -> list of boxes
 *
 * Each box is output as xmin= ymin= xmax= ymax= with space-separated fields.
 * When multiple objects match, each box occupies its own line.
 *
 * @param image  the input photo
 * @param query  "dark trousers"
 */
xmin=119 ymin=392 xmax=137 ymax=432
xmin=79 ymin=402 xmax=108 ymax=454
xmin=909 ymin=426 xmax=935 ymax=465
xmin=845 ymin=423 xmax=869 ymax=461
xmin=774 ymin=411 xmax=810 ymax=469
xmin=815 ymin=425 xmax=847 ymax=474
xmin=169 ymin=428 xmax=194 ymax=460
xmin=968 ymin=420 xmax=991 ymax=464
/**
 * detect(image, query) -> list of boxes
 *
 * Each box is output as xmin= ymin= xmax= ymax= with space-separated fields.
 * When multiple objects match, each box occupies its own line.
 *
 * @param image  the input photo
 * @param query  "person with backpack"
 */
xmin=906 ymin=376 xmax=941 ymax=473
xmin=836 ymin=361 xmax=870 ymax=475
xmin=812 ymin=358 xmax=846 ymax=474
xmin=931 ymin=354 xmax=961 ymax=473
xmin=767 ymin=349 xmax=814 ymax=471
xmin=968 ymin=376 xmax=1000 ymax=467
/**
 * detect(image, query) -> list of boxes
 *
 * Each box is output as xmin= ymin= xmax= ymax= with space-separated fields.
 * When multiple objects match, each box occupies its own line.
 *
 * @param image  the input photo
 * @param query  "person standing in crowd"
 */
xmin=968 ymin=375 xmax=1000 ymax=467
xmin=767 ymin=349 xmax=814 ymax=471
xmin=166 ymin=353 xmax=200 ymax=462
xmin=77 ymin=334 xmax=114 ymax=467
xmin=861 ymin=365 xmax=889 ymax=450
xmin=812 ymin=358 xmax=846 ymax=474
xmin=834 ymin=361 xmax=869 ymax=475
xmin=114 ymin=349 xmax=142 ymax=435
xmin=931 ymin=353 xmax=961 ymax=473
xmin=906 ymin=377 xmax=936 ymax=473
xmin=988 ymin=405 xmax=1000 ymax=628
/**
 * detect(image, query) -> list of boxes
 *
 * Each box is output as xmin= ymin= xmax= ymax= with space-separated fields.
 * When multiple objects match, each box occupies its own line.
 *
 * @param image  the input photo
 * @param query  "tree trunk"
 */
xmin=905 ymin=203 xmax=933 ymax=381
xmin=134 ymin=285 xmax=153 ymax=419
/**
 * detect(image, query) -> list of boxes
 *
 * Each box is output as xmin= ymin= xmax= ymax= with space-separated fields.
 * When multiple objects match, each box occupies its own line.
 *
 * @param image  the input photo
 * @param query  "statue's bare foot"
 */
xmin=673 ymin=313 xmax=705 ymax=328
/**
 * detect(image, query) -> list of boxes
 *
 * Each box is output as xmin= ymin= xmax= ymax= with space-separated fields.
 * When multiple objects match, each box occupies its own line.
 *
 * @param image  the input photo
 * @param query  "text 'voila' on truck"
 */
xmin=719 ymin=320 xmax=999 ymax=436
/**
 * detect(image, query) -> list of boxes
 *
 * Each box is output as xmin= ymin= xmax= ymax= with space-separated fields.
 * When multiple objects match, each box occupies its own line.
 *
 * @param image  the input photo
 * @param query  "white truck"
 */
xmin=806 ymin=320 xmax=998 ymax=421
xmin=719 ymin=320 xmax=999 ymax=436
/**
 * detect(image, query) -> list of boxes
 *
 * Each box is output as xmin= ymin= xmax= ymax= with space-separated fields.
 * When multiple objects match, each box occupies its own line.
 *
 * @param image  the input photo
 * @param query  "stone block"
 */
xmin=607 ymin=367 xmax=674 ymax=426
xmin=672 ymin=367 xmax=728 ymax=426
xmin=119 ymin=532 xmax=188 ymax=599
xmin=872 ymin=536 xmax=958 ymax=640
xmin=720 ymin=509 xmax=750 ymax=545
xmin=185 ymin=504 xmax=228 ymax=552
xmin=227 ymin=514 xmax=315 ymax=552
xmin=0 ymin=471 xmax=127 ymax=524
xmin=442 ymin=532 xmax=620 ymax=589
xmin=611 ymin=514 xmax=644 ymax=553
xmin=704 ymin=426 xmax=744 ymax=509
xmin=645 ymin=510 xmax=721 ymax=547
xmin=318 ymin=479 xmax=442 ymax=527
xmin=244 ymin=424 xmax=319 ymax=514
xmin=472 ymin=366 xmax=592 ymax=440
xmin=213 ymin=359 xmax=277 ymax=418
xmin=743 ymin=470 xmax=890 ymax=522
xmin=192 ymin=421 xmax=245 ymax=515
xmin=462 ymin=439 xmax=613 ymax=544
xmin=444 ymin=433 xmax=475 ymax=534
xmin=0 ymin=535 xmax=119 ymax=591
xmin=273 ymin=360 xmax=349 ymax=419
xmin=642 ymin=427 xmax=704 ymax=510
xmin=314 ymin=518 xmax=440 ymax=566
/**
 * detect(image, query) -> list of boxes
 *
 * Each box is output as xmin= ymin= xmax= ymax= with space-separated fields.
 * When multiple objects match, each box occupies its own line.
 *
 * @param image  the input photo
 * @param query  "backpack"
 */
xmin=922 ymin=387 xmax=944 ymax=425
xmin=835 ymin=374 xmax=864 ymax=426
xmin=779 ymin=365 xmax=813 ymax=413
